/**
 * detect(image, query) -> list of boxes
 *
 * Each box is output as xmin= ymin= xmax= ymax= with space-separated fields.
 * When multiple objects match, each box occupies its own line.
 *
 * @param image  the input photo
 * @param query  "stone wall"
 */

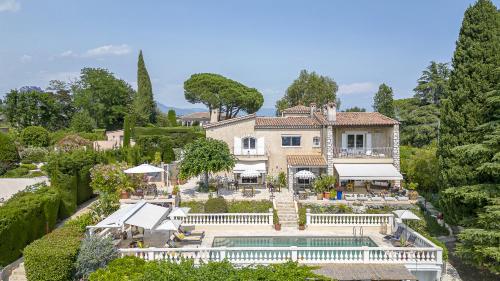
xmin=326 ymin=126 xmax=334 ymax=175
xmin=392 ymin=124 xmax=401 ymax=188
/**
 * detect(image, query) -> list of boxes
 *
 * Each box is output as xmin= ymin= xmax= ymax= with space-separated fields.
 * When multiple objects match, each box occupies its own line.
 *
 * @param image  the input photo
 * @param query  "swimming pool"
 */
xmin=212 ymin=236 xmax=377 ymax=248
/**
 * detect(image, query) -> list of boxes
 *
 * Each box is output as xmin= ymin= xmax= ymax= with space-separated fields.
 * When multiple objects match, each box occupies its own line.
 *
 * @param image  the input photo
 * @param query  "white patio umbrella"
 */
xmin=294 ymin=170 xmax=316 ymax=179
xmin=393 ymin=210 xmax=421 ymax=240
xmin=168 ymin=207 xmax=191 ymax=218
xmin=124 ymin=164 xmax=164 ymax=174
xmin=241 ymin=170 xmax=260 ymax=178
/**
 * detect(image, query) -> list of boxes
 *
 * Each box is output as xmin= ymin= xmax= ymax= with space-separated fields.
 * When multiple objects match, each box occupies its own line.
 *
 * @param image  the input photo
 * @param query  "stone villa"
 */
xmin=204 ymin=102 xmax=403 ymax=190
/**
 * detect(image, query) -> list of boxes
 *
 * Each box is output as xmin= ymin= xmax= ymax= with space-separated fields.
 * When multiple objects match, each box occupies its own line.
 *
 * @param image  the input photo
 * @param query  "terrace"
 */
xmin=87 ymin=201 xmax=443 ymax=281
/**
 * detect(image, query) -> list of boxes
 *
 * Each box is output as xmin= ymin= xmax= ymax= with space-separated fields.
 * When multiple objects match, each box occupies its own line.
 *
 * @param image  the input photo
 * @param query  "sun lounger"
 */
xmin=181 ymin=229 xmax=205 ymax=237
xmin=384 ymin=226 xmax=404 ymax=240
xmin=396 ymin=196 xmax=409 ymax=201
xmin=384 ymin=196 xmax=396 ymax=201
xmin=357 ymin=194 xmax=369 ymax=201
xmin=173 ymin=232 xmax=203 ymax=243
xmin=370 ymin=195 xmax=383 ymax=201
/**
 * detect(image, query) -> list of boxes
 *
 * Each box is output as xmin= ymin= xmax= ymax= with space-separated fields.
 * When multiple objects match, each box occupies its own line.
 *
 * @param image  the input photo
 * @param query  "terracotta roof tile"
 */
xmin=282 ymin=105 xmax=310 ymax=114
xmin=255 ymin=117 xmax=321 ymax=129
xmin=335 ymin=112 xmax=399 ymax=126
xmin=287 ymin=155 xmax=327 ymax=166
xmin=203 ymin=114 xmax=256 ymax=129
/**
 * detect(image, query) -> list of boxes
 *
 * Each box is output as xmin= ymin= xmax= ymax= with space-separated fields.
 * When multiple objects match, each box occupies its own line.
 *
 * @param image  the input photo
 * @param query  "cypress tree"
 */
xmin=167 ymin=109 xmax=177 ymax=127
xmin=373 ymin=83 xmax=395 ymax=118
xmin=438 ymin=0 xmax=500 ymax=188
xmin=123 ymin=115 xmax=131 ymax=148
xmin=133 ymin=50 xmax=157 ymax=125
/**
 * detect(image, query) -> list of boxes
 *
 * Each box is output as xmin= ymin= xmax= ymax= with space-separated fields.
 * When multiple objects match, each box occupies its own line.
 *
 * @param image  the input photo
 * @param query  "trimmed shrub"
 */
xmin=89 ymin=256 xmax=146 ymax=281
xmin=0 ymin=166 xmax=29 ymax=178
xmin=46 ymin=150 xmax=103 ymax=218
xmin=75 ymin=236 xmax=119 ymax=279
xmin=133 ymin=126 xmax=205 ymax=148
xmin=204 ymin=197 xmax=228 ymax=213
xmin=0 ymin=132 xmax=19 ymax=174
xmin=20 ymin=163 xmax=37 ymax=170
xmin=19 ymin=147 xmax=48 ymax=164
xmin=24 ymin=225 xmax=82 ymax=281
xmin=227 ymin=200 xmax=273 ymax=213
xmin=0 ymin=186 xmax=60 ymax=266
xmin=20 ymin=126 xmax=49 ymax=147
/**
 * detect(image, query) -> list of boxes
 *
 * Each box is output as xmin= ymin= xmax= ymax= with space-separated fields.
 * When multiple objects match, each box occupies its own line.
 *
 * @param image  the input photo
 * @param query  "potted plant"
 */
xmin=172 ymin=185 xmax=180 ymax=196
xmin=273 ymin=209 xmax=281 ymax=231
xmin=313 ymin=177 xmax=324 ymax=200
xmin=321 ymin=175 xmax=336 ymax=200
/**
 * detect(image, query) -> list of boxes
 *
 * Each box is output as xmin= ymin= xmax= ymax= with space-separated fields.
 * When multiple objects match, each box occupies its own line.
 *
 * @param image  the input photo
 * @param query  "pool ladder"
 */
xmin=352 ymin=226 xmax=364 ymax=238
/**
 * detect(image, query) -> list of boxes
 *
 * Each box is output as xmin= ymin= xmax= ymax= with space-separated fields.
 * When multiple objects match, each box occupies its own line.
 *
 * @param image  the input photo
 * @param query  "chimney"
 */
xmin=327 ymin=102 xmax=336 ymax=122
xmin=310 ymin=103 xmax=316 ymax=117
xmin=210 ymin=108 xmax=220 ymax=123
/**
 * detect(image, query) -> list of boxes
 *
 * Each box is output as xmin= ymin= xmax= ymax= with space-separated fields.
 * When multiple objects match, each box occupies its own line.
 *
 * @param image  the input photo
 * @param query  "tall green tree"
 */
xmin=73 ymin=68 xmax=134 ymax=130
xmin=373 ymin=83 xmax=395 ymax=118
xmin=179 ymin=138 xmax=236 ymax=188
xmin=133 ymin=50 xmax=157 ymax=125
xmin=438 ymin=0 xmax=499 ymax=188
xmin=414 ymin=61 xmax=450 ymax=105
xmin=167 ymin=109 xmax=178 ymax=127
xmin=184 ymin=73 xmax=263 ymax=120
xmin=275 ymin=70 xmax=338 ymax=115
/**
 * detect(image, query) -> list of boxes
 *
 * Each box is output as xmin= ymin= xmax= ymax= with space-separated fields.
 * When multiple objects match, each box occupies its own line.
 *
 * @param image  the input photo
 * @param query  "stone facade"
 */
xmin=392 ymin=124 xmax=401 ymax=188
xmin=326 ymin=126 xmax=334 ymax=175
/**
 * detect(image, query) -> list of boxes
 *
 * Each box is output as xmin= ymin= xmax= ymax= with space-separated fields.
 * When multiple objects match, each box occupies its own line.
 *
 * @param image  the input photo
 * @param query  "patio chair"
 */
xmin=384 ymin=226 xmax=404 ymax=240
xmin=173 ymin=232 xmax=203 ymax=243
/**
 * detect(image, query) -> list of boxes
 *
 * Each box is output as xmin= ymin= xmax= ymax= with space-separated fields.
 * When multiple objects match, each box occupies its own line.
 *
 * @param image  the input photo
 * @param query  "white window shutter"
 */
xmin=366 ymin=133 xmax=372 ymax=150
xmin=234 ymin=137 xmax=241 ymax=155
xmin=257 ymin=137 xmax=265 ymax=155
xmin=341 ymin=133 xmax=347 ymax=149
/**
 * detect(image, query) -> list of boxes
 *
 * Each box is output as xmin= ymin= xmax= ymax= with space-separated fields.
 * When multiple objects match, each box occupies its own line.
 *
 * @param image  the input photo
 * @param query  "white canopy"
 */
xmin=92 ymin=201 xmax=169 ymax=230
xmin=334 ymin=164 xmax=403 ymax=181
xmin=294 ymin=170 xmax=316 ymax=179
xmin=241 ymin=170 xmax=260 ymax=178
xmin=124 ymin=203 xmax=169 ymax=230
xmin=155 ymin=219 xmax=182 ymax=231
xmin=168 ymin=207 xmax=191 ymax=218
xmin=393 ymin=210 xmax=421 ymax=221
xmin=233 ymin=162 xmax=266 ymax=173
xmin=124 ymin=164 xmax=164 ymax=174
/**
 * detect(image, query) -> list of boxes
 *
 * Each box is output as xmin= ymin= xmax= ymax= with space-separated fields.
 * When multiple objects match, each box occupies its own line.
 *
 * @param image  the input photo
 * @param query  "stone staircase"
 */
xmin=8 ymin=262 xmax=26 ymax=281
xmin=275 ymin=199 xmax=298 ymax=228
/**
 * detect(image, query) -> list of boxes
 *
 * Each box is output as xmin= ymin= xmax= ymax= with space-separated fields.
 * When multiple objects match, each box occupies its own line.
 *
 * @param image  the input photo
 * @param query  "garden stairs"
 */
xmin=274 ymin=192 xmax=298 ymax=228
xmin=8 ymin=263 xmax=26 ymax=281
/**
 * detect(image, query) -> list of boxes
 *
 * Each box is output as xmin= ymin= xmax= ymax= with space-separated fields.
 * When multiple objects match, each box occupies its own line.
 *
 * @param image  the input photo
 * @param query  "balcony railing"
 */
xmin=233 ymin=149 xmax=269 ymax=157
xmin=333 ymin=147 xmax=393 ymax=159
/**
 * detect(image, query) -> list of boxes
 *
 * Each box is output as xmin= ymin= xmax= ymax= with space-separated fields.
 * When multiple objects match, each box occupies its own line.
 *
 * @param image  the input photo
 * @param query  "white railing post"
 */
xmin=220 ymin=247 xmax=226 ymax=261
xmin=291 ymin=246 xmax=298 ymax=261
xmin=362 ymin=246 xmax=370 ymax=262
xmin=268 ymin=208 xmax=273 ymax=225
xmin=306 ymin=209 xmax=311 ymax=225
xmin=436 ymin=249 xmax=443 ymax=264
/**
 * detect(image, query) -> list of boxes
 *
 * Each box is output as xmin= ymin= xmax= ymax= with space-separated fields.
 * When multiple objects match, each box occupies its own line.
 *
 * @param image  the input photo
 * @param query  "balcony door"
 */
xmin=342 ymin=132 xmax=372 ymax=153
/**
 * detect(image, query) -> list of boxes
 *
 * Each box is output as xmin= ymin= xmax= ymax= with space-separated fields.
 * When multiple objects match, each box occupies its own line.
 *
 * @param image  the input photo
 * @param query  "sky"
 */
xmin=0 ymin=0 xmax=497 ymax=112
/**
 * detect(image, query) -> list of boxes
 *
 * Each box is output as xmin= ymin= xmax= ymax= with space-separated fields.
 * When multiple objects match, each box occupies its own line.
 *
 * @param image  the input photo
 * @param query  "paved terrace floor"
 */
xmin=117 ymin=225 xmax=396 ymax=249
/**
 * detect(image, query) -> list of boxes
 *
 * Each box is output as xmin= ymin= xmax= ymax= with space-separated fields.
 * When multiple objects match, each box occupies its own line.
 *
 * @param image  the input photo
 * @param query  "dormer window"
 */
xmin=242 ymin=137 xmax=256 ymax=149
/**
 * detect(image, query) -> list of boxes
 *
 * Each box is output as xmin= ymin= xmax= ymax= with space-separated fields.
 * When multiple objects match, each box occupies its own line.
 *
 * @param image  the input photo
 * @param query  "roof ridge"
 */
xmin=203 ymin=113 xmax=256 ymax=129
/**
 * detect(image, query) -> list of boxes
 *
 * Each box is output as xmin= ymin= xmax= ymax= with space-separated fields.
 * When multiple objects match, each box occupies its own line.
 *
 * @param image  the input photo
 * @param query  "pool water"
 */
xmin=212 ymin=236 xmax=377 ymax=248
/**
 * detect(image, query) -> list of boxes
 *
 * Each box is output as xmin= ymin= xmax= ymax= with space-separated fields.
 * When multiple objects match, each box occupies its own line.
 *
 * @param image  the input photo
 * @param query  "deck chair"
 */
xmin=384 ymin=226 xmax=403 ymax=240
xmin=173 ymin=232 xmax=203 ymax=243
xmin=180 ymin=228 xmax=205 ymax=237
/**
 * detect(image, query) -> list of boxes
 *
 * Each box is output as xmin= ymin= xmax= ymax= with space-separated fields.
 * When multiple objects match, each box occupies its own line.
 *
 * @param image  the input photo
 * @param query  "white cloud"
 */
xmin=59 ymin=50 xmax=76 ymax=57
xmin=0 ymin=0 xmax=20 ymax=12
xmin=338 ymin=82 xmax=377 ymax=95
xmin=83 ymin=44 xmax=131 ymax=57
xmin=20 ymin=54 xmax=32 ymax=63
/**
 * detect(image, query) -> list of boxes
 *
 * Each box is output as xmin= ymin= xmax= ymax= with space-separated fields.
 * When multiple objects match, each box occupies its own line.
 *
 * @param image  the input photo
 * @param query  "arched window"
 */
xmin=242 ymin=137 xmax=256 ymax=149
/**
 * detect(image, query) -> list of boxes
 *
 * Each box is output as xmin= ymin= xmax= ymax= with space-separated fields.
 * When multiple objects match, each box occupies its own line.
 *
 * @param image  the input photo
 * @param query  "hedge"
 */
xmin=135 ymin=135 xmax=175 ymax=163
xmin=0 ymin=132 xmax=19 ymax=174
xmin=133 ymin=126 xmax=205 ymax=148
xmin=24 ymin=224 xmax=83 ymax=281
xmin=46 ymin=150 xmax=103 ymax=218
xmin=0 ymin=187 xmax=60 ymax=266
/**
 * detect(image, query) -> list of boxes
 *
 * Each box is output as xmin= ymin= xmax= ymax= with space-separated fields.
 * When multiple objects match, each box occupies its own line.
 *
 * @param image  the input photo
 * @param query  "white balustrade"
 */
xmin=306 ymin=212 xmax=394 ymax=226
xmin=173 ymin=209 xmax=273 ymax=225
xmin=119 ymin=246 xmax=442 ymax=266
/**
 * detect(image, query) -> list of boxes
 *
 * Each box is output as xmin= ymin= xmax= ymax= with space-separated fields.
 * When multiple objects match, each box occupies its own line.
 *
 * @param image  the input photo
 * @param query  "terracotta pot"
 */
xmin=120 ymin=191 xmax=130 ymax=199
xmin=298 ymin=225 xmax=305 ymax=230
xmin=317 ymin=193 xmax=324 ymax=200
xmin=274 ymin=224 xmax=281 ymax=231
xmin=323 ymin=191 xmax=331 ymax=200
